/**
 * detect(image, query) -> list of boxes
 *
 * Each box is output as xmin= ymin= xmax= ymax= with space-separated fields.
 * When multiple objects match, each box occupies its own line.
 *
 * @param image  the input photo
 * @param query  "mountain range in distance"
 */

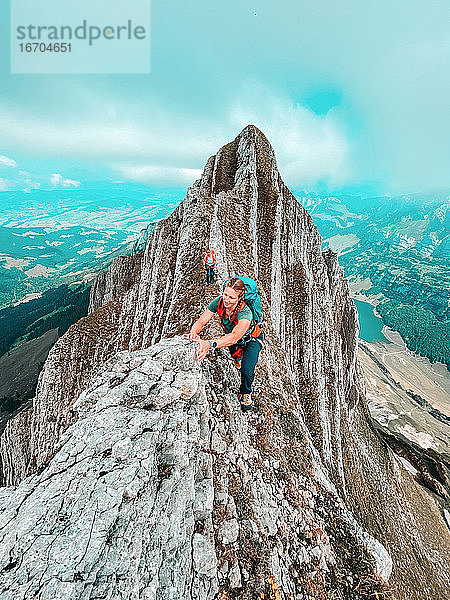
xmin=0 ymin=184 xmax=183 ymax=308
xmin=1 ymin=184 xmax=448 ymax=370
xmin=297 ymin=191 xmax=449 ymax=368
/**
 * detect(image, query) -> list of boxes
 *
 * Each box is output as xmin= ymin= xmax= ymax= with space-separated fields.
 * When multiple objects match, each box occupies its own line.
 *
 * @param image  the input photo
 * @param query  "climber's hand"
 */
xmin=183 ymin=332 xmax=201 ymax=342
xmin=196 ymin=339 xmax=210 ymax=361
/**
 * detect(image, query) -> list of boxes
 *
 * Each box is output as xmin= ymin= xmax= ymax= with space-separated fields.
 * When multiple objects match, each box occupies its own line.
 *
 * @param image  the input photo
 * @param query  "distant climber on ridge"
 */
xmin=185 ymin=276 xmax=263 ymax=413
xmin=203 ymin=248 xmax=216 ymax=285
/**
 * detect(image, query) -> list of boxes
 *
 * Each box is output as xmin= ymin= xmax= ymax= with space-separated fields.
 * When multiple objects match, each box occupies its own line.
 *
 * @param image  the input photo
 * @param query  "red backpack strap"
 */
xmin=250 ymin=323 xmax=261 ymax=338
xmin=217 ymin=297 xmax=225 ymax=318
xmin=229 ymin=300 xmax=246 ymax=326
xmin=217 ymin=297 xmax=242 ymax=326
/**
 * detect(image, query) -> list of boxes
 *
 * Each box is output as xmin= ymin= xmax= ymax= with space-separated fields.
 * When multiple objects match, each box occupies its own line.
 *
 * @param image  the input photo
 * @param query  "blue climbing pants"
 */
xmin=229 ymin=332 xmax=263 ymax=394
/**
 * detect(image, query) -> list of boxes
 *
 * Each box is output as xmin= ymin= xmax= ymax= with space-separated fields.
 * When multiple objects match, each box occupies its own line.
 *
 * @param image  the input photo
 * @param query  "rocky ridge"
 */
xmin=0 ymin=126 xmax=449 ymax=599
xmin=0 ymin=338 xmax=392 ymax=600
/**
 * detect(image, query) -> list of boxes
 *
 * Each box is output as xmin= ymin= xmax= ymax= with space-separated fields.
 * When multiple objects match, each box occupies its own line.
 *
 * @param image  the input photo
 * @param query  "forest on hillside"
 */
xmin=377 ymin=300 xmax=450 ymax=367
xmin=0 ymin=283 xmax=90 ymax=358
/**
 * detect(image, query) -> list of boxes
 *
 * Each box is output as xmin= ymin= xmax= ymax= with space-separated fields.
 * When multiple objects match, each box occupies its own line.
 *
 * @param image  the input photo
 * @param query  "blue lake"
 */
xmin=354 ymin=299 xmax=387 ymax=342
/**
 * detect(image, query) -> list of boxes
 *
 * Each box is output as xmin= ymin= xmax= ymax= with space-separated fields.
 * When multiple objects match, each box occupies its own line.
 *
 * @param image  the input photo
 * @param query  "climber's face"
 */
xmin=223 ymin=286 xmax=240 ymax=310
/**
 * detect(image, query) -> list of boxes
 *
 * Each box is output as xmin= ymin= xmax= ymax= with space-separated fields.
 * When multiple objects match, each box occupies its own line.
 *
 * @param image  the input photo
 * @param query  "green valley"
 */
xmin=298 ymin=192 xmax=449 ymax=368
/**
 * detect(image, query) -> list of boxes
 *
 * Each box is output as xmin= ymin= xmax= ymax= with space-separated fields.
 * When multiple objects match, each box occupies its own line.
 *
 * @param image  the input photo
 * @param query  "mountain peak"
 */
xmin=237 ymin=122 xmax=268 ymax=140
xmin=197 ymin=124 xmax=280 ymax=196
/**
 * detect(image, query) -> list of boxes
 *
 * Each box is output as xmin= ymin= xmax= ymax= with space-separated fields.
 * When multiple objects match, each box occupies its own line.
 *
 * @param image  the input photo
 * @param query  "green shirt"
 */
xmin=208 ymin=296 xmax=252 ymax=335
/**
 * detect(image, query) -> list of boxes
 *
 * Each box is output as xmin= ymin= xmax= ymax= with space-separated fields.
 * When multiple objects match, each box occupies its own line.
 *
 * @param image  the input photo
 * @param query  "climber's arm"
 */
xmin=213 ymin=319 xmax=250 ymax=348
xmin=195 ymin=318 xmax=251 ymax=361
xmin=187 ymin=309 xmax=214 ymax=340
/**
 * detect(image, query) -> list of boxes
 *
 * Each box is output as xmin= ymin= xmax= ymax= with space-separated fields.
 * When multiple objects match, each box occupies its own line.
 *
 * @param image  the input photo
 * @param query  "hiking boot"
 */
xmin=234 ymin=359 xmax=242 ymax=370
xmin=238 ymin=393 xmax=253 ymax=413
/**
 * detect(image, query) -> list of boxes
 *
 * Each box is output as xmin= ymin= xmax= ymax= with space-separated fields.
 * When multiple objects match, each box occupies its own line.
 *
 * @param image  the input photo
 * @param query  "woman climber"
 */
xmin=203 ymin=249 xmax=216 ymax=285
xmin=185 ymin=277 xmax=263 ymax=413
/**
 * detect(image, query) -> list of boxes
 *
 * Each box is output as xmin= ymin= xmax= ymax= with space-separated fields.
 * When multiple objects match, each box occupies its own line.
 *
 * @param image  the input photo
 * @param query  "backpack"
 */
xmin=204 ymin=250 xmax=216 ymax=267
xmin=217 ymin=276 xmax=262 ymax=339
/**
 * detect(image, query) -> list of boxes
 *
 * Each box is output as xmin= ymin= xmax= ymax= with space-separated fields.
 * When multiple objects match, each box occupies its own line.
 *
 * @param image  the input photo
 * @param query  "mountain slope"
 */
xmin=0 ymin=126 xmax=449 ymax=600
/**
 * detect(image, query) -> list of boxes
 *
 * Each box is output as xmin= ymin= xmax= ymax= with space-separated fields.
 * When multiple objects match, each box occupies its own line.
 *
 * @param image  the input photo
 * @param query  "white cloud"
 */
xmin=0 ymin=105 xmax=219 ymax=166
xmin=229 ymin=83 xmax=351 ymax=187
xmin=0 ymin=178 xmax=10 ymax=191
xmin=0 ymin=154 xmax=18 ymax=168
xmin=117 ymin=165 xmax=203 ymax=186
xmin=0 ymin=92 xmax=350 ymax=189
xmin=50 ymin=173 xmax=81 ymax=188
xmin=0 ymin=83 xmax=352 ymax=193
xmin=0 ymin=1 xmax=448 ymax=193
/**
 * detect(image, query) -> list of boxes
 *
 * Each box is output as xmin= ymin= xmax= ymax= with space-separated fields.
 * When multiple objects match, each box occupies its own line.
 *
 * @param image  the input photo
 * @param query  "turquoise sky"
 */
xmin=1 ymin=1 xmax=449 ymax=196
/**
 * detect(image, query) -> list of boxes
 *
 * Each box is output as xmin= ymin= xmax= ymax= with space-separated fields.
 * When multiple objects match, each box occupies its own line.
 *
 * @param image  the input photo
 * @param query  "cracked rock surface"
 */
xmin=0 ymin=340 xmax=209 ymax=599
xmin=0 ymin=338 xmax=393 ymax=600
